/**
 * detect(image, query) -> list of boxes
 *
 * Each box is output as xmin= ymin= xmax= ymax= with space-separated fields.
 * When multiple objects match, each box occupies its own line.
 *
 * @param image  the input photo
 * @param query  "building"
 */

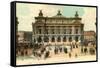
xmin=32 ymin=10 xmax=84 ymax=46
xmin=18 ymin=31 xmax=32 ymax=42
xmin=16 ymin=31 xmax=33 ymax=56
xmin=84 ymin=31 xmax=96 ymax=43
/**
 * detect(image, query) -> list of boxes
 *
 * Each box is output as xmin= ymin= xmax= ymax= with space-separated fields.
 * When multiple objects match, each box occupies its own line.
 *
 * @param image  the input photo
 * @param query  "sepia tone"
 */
xmin=16 ymin=3 xmax=97 ymax=65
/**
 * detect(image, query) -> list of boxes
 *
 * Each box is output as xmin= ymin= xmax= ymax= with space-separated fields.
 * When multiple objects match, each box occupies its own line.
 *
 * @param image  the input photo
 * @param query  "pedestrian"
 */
xmin=64 ymin=47 xmax=67 ymax=54
xmin=69 ymin=53 xmax=71 ymax=58
xmin=75 ymin=53 xmax=78 ymax=58
xmin=41 ymin=48 xmax=45 ymax=54
xmin=44 ymin=51 xmax=50 ymax=59
xmin=81 ymin=47 xmax=83 ymax=53
xmin=54 ymin=48 xmax=56 ymax=54
xmin=84 ymin=47 xmax=87 ymax=55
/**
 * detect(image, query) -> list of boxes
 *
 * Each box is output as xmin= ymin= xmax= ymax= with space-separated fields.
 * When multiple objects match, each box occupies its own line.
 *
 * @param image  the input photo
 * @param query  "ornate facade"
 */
xmin=32 ymin=10 xmax=84 ymax=45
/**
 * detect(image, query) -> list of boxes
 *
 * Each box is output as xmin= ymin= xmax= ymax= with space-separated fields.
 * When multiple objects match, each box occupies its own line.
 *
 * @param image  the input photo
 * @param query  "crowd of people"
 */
xmin=32 ymin=42 xmax=80 ymax=60
xmin=17 ymin=41 xmax=96 ymax=60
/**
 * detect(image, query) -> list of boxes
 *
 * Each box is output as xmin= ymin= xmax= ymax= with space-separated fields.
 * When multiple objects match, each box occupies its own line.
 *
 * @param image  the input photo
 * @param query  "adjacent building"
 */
xmin=16 ymin=31 xmax=33 ymax=56
xmin=84 ymin=31 xmax=96 ymax=43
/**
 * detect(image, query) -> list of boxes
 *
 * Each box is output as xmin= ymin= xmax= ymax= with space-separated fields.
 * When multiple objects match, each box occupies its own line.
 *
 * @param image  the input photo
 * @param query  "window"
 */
xmin=68 ymin=26 xmax=72 ymax=34
xmin=57 ymin=36 xmax=61 ymax=42
xmin=69 ymin=29 xmax=72 ymax=34
xmin=51 ymin=29 xmax=55 ymax=34
xmin=63 ymin=29 xmax=66 ymax=34
xmin=51 ymin=36 xmax=55 ymax=42
xmin=46 ymin=29 xmax=48 ymax=34
xmin=75 ymin=36 xmax=78 ymax=42
xmin=38 ymin=29 xmax=41 ymax=34
xmin=69 ymin=37 xmax=72 ymax=42
xmin=63 ymin=36 xmax=66 ymax=42
xmin=75 ymin=29 xmax=78 ymax=34
xmin=37 ymin=26 xmax=41 ymax=28
xmin=57 ymin=29 xmax=60 ymax=34
xmin=38 ymin=36 xmax=42 ymax=42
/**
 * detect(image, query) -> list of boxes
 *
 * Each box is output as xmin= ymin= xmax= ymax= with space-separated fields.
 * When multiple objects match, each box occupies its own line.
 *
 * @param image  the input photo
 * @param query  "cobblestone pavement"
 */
xmin=16 ymin=45 xmax=96 ymax=65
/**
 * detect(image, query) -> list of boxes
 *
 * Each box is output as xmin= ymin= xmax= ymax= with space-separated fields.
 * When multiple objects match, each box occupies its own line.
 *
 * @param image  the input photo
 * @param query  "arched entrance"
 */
xmin=57 ymin=36 xmax=61 ymax=42
xmin=37 ymin=36 xmax=42 ymax=42
xmin=44 ymin=36 xmax=49 ymax=42
xmin=51 ymin=36 xmax=55 ymax=42
xmin=75 ymin=36 xmax=78 ymax=42
xmin=63 ymin=36 xmax=66 ymax=42
xmin=69 ymin=36 xmax=72 ymax=42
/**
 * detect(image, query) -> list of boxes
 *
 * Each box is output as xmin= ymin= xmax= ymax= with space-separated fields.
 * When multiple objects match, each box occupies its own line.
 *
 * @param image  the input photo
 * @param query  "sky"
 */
xmin=16 ymin=3 xmax=96 ymax=32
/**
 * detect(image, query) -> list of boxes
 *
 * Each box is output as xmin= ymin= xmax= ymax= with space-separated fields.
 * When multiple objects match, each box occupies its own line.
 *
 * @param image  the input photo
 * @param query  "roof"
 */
xmin=84 ymin=31 xmax=96 ymax=36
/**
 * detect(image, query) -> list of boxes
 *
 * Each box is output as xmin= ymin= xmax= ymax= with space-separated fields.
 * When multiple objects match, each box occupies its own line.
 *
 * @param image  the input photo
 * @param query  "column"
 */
xmin=72 ymin=36 xmax=75 ymax=42
xmin=49 ymin=36 xmax=51 ymax=43
xmin=78 ymin=36 xmax=81 ymax=42
xmin=55 ymin=36 xmax=57 ymax=45
xmin=72 ymin=26 xmax=75 ymax=41
xmin=61 ymin=36 xmax=63 ymax=44
xmin=60 ymin=26 xmax=62 ymax=34
xmin=72 ymin=26 xmax=75 ymax=35
xmin=79 ymin=26 xmax=82 ymax=35
xmin=59 ymin=26 xmax=61 ymax=34
xmin=35 ymin=37 xmax=38 ymax=43
xmin=54 ymin=26 xmax=56 ymax=34
xmin=42 ymin=36 xmax=44 ymax=43
xmin=41 ymin=26 xmax=43 ymax=34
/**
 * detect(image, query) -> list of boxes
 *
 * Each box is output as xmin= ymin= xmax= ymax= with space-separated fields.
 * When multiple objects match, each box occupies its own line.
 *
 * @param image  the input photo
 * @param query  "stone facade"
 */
xmin=32 ymin=10 xmax=84 ymax=45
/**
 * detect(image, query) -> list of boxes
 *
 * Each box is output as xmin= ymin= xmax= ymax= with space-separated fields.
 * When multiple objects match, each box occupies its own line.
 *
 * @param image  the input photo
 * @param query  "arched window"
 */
xmin=57 ymin=36 xmax=61 ymax=42
xmin=69 ymin=36 xmax=72 ymax=42
xmin=63 ymin=36 xmax=66 ymax=42
xmin=75 ymin=29 xmax=78 ymax=34
xmin=51 ymin=36 xmax=55 ymax=42
xmin=44 ymin=36 xmax=49 ymax=42
xmin=38 ymin=29 xmax=41 ymax=34
xmin=34 ymin=39 xmax=36 ymax=43
xmin=38 ymin=36 xmax=42 ymax=42
xmin=75 ymin=36 xmax=78 ymax=42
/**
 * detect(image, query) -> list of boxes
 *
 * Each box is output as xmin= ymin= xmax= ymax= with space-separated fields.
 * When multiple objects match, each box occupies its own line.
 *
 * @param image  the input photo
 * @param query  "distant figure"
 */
xmin=84 ymin=47 xmax=88 ymax=55
xmin=38 ymin=53 xmax=41 ymax=58
xmin=76 ymin=44 xmax=78 ymax=48
xmin=69 ymin=53 xmax=71 ymax=58
xmin=54 ymin=48 xmax=56 ymax=54
xmin=44 ymin=51 xmax=50 ymax=59
xmin=54 ymin=48 xmax=58 ymax=54
xmin=64 ymin=47 xmax=67 ymax=54
xmin=81 ymin=47 xmax=83 ymax=53
xmin=41 ymin=48 xmax=46 ymax=54
xmin=89 ymin=48 xmax=95 ymax=55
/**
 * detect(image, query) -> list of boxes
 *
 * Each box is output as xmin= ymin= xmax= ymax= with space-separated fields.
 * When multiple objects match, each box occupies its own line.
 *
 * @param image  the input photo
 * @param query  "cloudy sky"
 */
xmin=16 ymin=3 xmax=96 ymax=32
